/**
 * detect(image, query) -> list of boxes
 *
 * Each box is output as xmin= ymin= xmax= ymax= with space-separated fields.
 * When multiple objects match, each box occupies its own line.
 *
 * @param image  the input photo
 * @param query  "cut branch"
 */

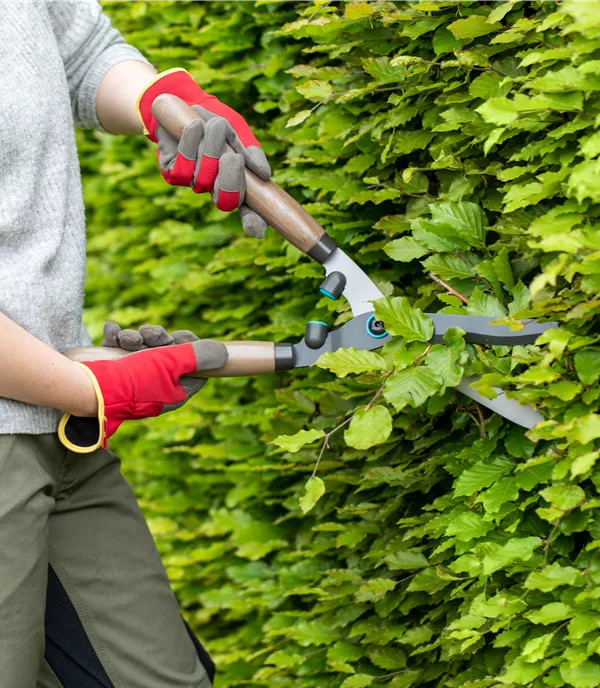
xmin=430 ymin=272 xmax=469 ymax=304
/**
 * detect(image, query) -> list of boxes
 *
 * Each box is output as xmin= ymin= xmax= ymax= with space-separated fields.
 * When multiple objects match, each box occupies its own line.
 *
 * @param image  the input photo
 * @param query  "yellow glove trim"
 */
xmin=135 ymin=67 xmax=192 ymax=135
xmin=57 ymin=363 xmax=106 ymax=454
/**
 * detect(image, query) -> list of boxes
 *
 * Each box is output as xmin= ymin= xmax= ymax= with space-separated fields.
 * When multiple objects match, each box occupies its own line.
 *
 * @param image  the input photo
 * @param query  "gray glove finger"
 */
xmin=138 ymin=324 xmax=175 ymax=348
xmin=242 ymin=145 xmax=271 ymax=181
xmin=180 ymin=377 xmax=207 ymax=397
xmin=156 ymin=118 xmax=205 ymax=173
xmin=220 ymin=122 xmax=271 ymax=181
xmin=199 ymin=116 xmax=228 ymax=161
xmin=212 ymin=152 xmax=245 ymax=211
xmin=160 ymin=377 xmax=207 ymax=414
xmin=117 ymin=329 xmax=144 ymax=352
xmin=190 ymin=339 xmax=228 ymax=372
xmin=171 ymin=330 xmax=200 ymax=344
xmin=191 ymin=116 xmax=228 ymax=192
xmin=194 ymin=105 xmax=271 ymax=181
xmin=159 ymin=339 xmax=225 ymax=416
xmin=102 ymin=321 xmax=121 ymax=347
xmin=239 ymin=204 xmax=267 ymax=239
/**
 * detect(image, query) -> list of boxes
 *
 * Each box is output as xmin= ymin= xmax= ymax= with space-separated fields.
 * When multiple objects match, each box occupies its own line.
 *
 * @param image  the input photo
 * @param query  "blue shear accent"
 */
xmin=365 ymin=314 xmax=388 ymax=339
xmin=319 ymin=288 xmax=337 ymax=301
xmin=308 ymin=320 xmax=328 ymax=326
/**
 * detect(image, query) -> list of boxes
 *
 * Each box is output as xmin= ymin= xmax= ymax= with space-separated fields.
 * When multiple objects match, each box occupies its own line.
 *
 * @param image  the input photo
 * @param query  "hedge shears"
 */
xmin=65 ymin=95 xmax=555 ymax=429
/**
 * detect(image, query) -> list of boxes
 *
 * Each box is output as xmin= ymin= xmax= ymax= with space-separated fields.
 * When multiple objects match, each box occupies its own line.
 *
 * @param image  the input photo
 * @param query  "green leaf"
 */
xmin=384 ymin=237 xmax=428 ymax=262
xmin=407 ymin=567 xmax=450 ymax=594
xmin=525 ymin=563 xmax=580 ymax=592
xmin=328 ymin=641 xmax=363 ymax=664
xmin=493 ymin=248 xmax=515 ymax=290
xmin=300 ymin=477 xmax=326 ymax=514
xmin=341 ymin=675 xmax=373 ymax=688
xmin=286 ymin=110 xmax=312 ymax=127
xmin=521 ymin=633 xmax=553 ymax=663
xmin=344 ymin=1 xmax=373 ymax=19
xmin=356 ymin=578 xmax=396 ymax=602
xmin=345 ymin=406 xmax=393 ymax=450
xmin=526 ymin=602 xmax=574 ymax=625
xmin=574 ymin=349 xmax=600 ymax=385
xmin=425 ymin=341 xmax=464 ymax=389
xmin=454 ymin=456 xmax=515 ymax=497
xmin=499 ymin=658 xmax=545 ymax=685
xmin=384 ymin=366 xmax=443 ymax=410
xmin=505 ymin=426 xmax=536 ymax=459
xmin=290 ymin=618 xmax=338 ymax=646
xmin=368 ymin=647 xmax=407 ymax=670
xmin=540 ymin=484 xmax=585 ymax=511
xmin=516 ymin=463 xmax=553 ymax=491
xmin=433 ymin=27 xmax=460 ymax=56
xmin=316 ymin=347 xmax=387 ymax=378
xmin=572 ymin=414 xmax=600 ymax=444
xmin=466 ymin=288 xmax=507 ymax=317
xmin=483 ymin=537 xmax=542 ymax=575
xmin=560 ymin=661 xmax=600 ymax=688
xmin=476 ymin=477 xmax=519 ymax=514
xmin=445 ymin=510 xmax=493 ymax=541
xmin=476 ymin=97 xmax=518 ymax=125
xmin=373 ymin=296 xmax=434 ymax=341
xmin=469 ymin=72 xmax=511 ymax=99
xmin=362 ymin=57 xmax=405 ymax=84
xmin=384 ymin=550 xmax=428 ymax=571
xmin=429 ymin=202 xmax=488 ymax=248
xmin=423 ymin=254 xmax=475 ymax=281
xmin=296 ymin=79 xmax=333 ymax=102
xmin=488 ymin=1 xmax=518 ymax=24
xmin=448 ymin=15 xmax=501 ymax=41
xmin=568 ymin=614 xmax=600 ymax=640
xmin=265 ymin=650 xmax=305 ymax=668
xmin=571 ymin=451 xmax=600 ymax=478
xmin=271 ymin=428 xmax=325 ymax=453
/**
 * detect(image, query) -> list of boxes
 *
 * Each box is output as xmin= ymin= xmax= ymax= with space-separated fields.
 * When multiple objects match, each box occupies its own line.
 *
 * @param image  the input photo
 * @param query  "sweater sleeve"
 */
xmin=46 ymin=0 xmax=153 ymax=130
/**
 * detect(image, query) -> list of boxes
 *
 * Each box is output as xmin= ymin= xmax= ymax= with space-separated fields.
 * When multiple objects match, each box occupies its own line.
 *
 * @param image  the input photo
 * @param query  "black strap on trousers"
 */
xmin=44 ymin=564 xmax=215 ymax=686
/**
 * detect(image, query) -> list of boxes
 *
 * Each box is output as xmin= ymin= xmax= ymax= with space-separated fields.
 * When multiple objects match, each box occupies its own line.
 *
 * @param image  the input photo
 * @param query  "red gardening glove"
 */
xmin=137 ymin=69 xmax=271 ymax=239
xmin=58 ymin=340 xmax=227 ymax=453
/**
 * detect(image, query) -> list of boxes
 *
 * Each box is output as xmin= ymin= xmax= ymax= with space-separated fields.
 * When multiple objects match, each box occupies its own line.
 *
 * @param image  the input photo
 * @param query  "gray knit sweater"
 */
xmin=0 ymin=1 xmax=150 ymax=434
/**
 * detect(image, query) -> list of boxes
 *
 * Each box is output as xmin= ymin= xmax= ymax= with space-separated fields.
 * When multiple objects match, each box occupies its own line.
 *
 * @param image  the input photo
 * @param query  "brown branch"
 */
xmin=475 ymin=402 xmax=487 ymax=438
xmin=429 ymin=272 xmax=469 ymax=304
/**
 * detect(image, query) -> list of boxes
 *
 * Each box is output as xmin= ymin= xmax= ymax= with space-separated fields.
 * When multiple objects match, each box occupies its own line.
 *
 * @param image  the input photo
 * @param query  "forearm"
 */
xmin=0 ymin=314 xmax=97 ymax=417
xmin=96 ymin=60 xmax=157 ymax=134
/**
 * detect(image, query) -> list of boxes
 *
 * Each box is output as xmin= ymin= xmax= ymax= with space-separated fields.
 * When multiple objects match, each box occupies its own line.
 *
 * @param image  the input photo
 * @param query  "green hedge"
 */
xmin=80 ymin=2 xmax=600 ymax=686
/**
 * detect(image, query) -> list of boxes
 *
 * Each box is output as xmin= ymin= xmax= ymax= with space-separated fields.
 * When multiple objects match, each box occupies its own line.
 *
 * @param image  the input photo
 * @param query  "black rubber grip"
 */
xmin=274 ymin=343 xmax=295 ymax=371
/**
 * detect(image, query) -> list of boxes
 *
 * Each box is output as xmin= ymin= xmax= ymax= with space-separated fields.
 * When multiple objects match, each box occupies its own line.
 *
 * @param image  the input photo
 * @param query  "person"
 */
xmin=0 ymin=2 xmax=269 ymax=686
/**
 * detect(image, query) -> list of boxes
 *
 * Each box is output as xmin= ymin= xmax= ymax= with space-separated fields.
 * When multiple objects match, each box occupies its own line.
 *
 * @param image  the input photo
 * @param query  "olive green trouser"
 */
xmin=0 ymin=434 xmax=213 ymax=688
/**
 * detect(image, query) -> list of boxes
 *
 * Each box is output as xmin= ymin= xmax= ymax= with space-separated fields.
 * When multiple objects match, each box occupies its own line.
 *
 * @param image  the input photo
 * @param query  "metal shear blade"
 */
xmin=292 ymin=312 xmax=557 ymax=368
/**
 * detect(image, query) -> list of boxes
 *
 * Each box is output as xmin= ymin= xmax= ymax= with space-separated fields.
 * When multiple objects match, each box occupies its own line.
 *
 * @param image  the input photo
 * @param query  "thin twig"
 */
xmin=310 ymin=372 xmax=392 ymax=480
xmin=429 ymin=272 xmax=469 ymax=304
xmin=365 ymin=374 xmax=392 ymax=410
xmin=543 ymin=518 xmax=564 ymax=568
xmin=474 ymin=402 xmax=487 ymax=438
xmin=308 ymin=0 xmax=332 ymax=20
xmin=413 ymin=343 xmax=433 ymax=367
xmin=310 ymin=417 xmax=352 ymax=481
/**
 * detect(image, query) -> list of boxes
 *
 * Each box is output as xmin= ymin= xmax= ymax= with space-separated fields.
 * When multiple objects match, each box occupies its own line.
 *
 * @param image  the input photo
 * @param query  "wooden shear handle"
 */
xmin=63 ymin=341 xmax=284 ymax=378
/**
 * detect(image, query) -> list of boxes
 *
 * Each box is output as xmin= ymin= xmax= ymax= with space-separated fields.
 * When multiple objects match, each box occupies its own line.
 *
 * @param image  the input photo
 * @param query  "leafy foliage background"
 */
xmin=79 ymin=2 xmax=600 ymax=686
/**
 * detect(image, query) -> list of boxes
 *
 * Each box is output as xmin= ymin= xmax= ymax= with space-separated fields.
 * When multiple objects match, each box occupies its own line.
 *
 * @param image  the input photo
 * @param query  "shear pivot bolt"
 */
xmin=305 ymin=321 xmax=329 ymax=349
xmin=319 ymin=271 xmax=346 ymax=301
xmin=366 ymin=314 xmax=387 ymax=338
